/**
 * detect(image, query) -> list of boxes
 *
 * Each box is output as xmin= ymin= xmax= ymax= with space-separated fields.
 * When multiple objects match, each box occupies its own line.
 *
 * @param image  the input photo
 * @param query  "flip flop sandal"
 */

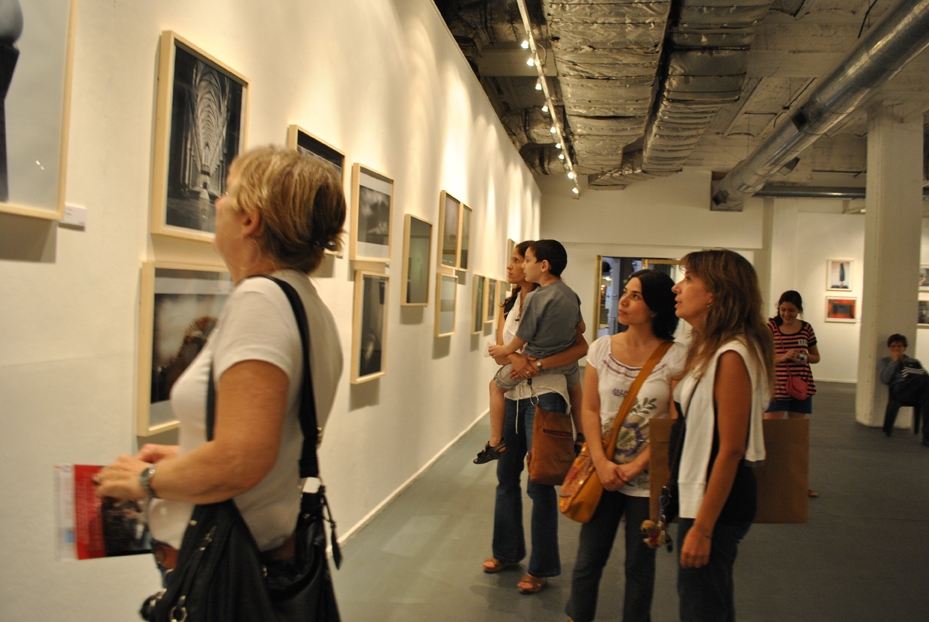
xmin=808 ymin=489 xmax=819 ymax=498
xmin=474 ymin=441 xmax=507 ymax=464
xmin=517 ymin=574 xmax=547 ymax=594
xmin=482 ymin=557 xmax=519 ymax=574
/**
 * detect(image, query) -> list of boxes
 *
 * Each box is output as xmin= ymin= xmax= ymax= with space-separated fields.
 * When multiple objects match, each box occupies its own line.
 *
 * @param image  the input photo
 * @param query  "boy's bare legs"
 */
xmin=474 ymin=379 xmax=508 ymax=464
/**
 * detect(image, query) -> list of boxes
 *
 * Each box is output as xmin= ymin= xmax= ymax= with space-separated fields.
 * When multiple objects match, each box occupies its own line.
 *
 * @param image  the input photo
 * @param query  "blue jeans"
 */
xmin=677 ymin=518 xmax=752 ymax=622
xmin=491 ymin=393 xmax=565 ymax=578
xmin=565 ymin=491 xmax=655 ymax=622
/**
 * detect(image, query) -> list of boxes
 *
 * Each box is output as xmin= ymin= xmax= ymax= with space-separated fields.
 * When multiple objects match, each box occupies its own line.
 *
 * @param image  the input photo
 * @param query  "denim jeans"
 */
xmin=565 ymin=491 xmax=655 ymax=622
xmin=491 ymin=393 xmax=566 ymax=578
xmin=677 ymin=518 xmax=752 ymax=622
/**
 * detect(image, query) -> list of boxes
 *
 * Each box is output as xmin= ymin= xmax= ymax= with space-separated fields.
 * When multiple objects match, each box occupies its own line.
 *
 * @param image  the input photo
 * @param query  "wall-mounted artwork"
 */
xmin=151 ymin=31 xmax=248 ymax=242
xmin=498 ymin=278 xmax=508 ymax=308
xmin=459 ymin=204 xmax=472 ymax=271
xmin=436 ymin=273 xmax=457 ymax=337
xmin=919 ymin=301 xmax=929 ymax=327
xmin=825 ymin=297 xmax=857 ymax=323
xmin=438 ymin=191 xmax=460 ymax=269
xmin=401 ymin=214 xmax=432 ymax=306
xmin=507 ymin=238 xmax=516 ymax=263
xmin=0 ymin=0 xmax=76 ymax=220
xmin=351 ymin=271 xmax=389 ymax=384
xmin=471 ymin=275 xmax=485 ymax=334
xmin=138 ymin=262 xmax=233 ymax=436
xmin=919 ymin=266 xmax=929 ymax=292
xmin=826 ymin=259 xmax=852 ymax=291
xmin=485 ymin=278 xmax=497 ymax=325
xmin=350 ymin=164 xmax=393 ymax=263
xmin=286 ymin=125 xmax=346 ymax=256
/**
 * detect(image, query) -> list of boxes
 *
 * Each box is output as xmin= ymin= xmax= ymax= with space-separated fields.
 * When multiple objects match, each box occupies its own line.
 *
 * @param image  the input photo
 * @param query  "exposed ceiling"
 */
xmin=433 ymin=0 xmax=929 ymax=209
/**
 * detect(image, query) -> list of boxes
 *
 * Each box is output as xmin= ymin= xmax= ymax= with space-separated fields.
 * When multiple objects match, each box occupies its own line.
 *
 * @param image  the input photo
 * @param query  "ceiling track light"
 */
xmin=516 ymin=0 xmax=580 ymax=199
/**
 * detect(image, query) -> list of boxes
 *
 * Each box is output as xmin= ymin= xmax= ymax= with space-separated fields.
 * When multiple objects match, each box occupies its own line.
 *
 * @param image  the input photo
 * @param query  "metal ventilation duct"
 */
xmin=712 ymin=0 xmax=929 ymax=210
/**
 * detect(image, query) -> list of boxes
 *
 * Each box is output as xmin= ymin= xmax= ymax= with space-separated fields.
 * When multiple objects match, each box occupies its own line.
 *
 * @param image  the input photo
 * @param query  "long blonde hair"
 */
xmin=681 ymin=249 xmax=775 ymax=390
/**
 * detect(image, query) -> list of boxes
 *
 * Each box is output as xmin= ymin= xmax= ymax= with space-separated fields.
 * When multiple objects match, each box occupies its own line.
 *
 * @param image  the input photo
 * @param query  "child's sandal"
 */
xmin=474 ymin=441 xmax=507 ymax=464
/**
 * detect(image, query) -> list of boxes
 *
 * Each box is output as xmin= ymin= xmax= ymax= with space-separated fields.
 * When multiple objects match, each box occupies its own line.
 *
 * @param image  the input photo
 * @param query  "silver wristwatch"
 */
xmin=139 ymin=465 xmax=158 ymax=498
xmin=536 ymin=359 xmax=543 ymax=372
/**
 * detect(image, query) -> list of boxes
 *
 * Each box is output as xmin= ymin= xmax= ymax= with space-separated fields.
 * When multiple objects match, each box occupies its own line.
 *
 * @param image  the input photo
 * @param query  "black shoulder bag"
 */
xmin=141 ymin=276 xmax=341 ymax=622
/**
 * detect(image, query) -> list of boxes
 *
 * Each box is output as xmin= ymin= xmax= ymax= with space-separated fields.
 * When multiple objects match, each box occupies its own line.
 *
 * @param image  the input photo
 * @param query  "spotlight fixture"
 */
xmin=521 ymin=39 xmax=529 ymax=49
xmin=558 ymin=154 xmax=565 ymax=160
xmin=550 ymin=126 xmax=557 ymax=134
xmin=535 ymin=79 xmax=542 ymax=91
xmin=526 ymin=57 xmax=535 ymax=67
xmin=555 ymin=143 xmax=562 ymax=149
xmin=572 ymin=187 xmax=579 ymax=195
xmin=567 ymin=172 xmax=575 ymax=180
xmin=542 ymin=104 xmax=549 ymax=113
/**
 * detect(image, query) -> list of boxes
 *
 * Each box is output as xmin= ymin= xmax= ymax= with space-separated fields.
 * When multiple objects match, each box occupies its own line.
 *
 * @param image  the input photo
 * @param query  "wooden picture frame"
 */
xmin=471 ymin=275 xmax=485 ymax=334
xmin=436 ymin=273 xmax=458 ymax=337
xmin=919 ymin=301 xmax=929 ymax=327
xmin=919 ymin=266 xmax=929 ymax=292
xmin=498 ymin=278 xmax=508 ymax=308
xmin=350 ymin=164 xmax=393 ymax=263
xmin=138 ymin=261 xmax=233 ymax=436
xmin=401 ymin=214 xmax=432 ymax=306
xmin=484 ymin=278 xmax=497 ymax=325
xmin=825 ymin=297 xmax=857 ymax=323
xmin=459 ymin=204 xmax=472 ymax=271
xmin=351 ymin=271 xmax=389 ymax=384
xmin=826 ymin=259 xmax=852 ymax=291
xmin=286 ymin=124 xmax=346 ymax=256
xmin=507 ymin=238 xmax=516 ymax=263
xmin=438 ymin=191 xmax=460 ymax=269
xmin=0 ymin=0 xmax=77 ymax=220
xmin=151 ymin=31 xmax=249 ymax=242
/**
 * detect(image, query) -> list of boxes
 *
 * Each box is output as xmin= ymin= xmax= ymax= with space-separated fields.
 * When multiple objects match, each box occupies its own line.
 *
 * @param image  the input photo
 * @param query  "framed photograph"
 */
xmin=151 ymin=31 xmax=249 ymax=242
xmin=401 ymin=215 xmax=432 ymax=306
xmin=351 ymin=271 xmax=389 ymax=384
xmin=435 ymin=273 xmax=458 ymax=337
xmin=919 ymin=266 xmax=929 ymax=292
xmin=287 ymin=125 xmax=346 ymax=256
xmin=498 ymin=278 xmax=508 ymax=307
xmin=826 ymin=259 xmax=852 ymax=291
xmin=459 ymin=204 xmax=472 ymax=271
xmin=471 ymin=275 xmax=485 ymax=334
xmin=825 ymin=297 xmax=857 ymax=323
xmin=919 ymin=301 xmax=929 ymax=327
xmin=0 ymin=0 xmax=77 ymax=220
xmin=350 ymin=164 xmax=393 ymax=263
xmin=438 ymin=191 xmax=460 ymax=269
xmin=485 ymin=278 xmax=497 ymax=325
xmin=507 ymin=238 xmax=516 ymax=262
xmin=138 ymin=262 xmax=233 ymax=436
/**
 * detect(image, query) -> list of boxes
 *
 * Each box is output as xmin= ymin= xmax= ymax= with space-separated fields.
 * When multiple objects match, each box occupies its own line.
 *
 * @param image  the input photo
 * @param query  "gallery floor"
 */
xmin=331 ymin=382 xmax=929 ymax=621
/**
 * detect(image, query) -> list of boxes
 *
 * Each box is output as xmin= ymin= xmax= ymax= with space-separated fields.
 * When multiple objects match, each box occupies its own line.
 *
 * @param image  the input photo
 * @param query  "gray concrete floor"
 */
xmin=331 ymin=382 xmax=929 ymax=621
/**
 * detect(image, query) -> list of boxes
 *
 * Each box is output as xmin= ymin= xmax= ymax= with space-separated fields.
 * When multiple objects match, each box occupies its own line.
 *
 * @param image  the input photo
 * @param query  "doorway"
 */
xmin=593 ymin=256 xmax=686 ymax=341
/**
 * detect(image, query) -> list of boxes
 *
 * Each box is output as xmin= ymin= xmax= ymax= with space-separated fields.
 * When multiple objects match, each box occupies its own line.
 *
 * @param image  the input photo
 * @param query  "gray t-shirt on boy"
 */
xmin=516 ymin=279 xmax=583 ymax=359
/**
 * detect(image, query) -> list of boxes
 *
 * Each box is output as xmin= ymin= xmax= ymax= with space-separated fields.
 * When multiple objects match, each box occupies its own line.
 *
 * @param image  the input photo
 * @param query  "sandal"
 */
xmin=482 ymin=557 xmax=518 ymax=574
xmin=474 ymin=441 xmax=507 ymax=464
xmin=517 ymin=574 xmax=547 ymax=594
xmin=808 ymin=489 xmax=819 ymax=498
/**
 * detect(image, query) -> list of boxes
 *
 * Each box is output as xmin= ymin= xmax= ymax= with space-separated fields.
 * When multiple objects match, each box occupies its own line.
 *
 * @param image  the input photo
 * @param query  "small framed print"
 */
xmin=485 ymin=278 xmax=497 ymax=325
xmin=498 ymin=278 xmax=508 ymax=308
xmin=351 ymin=271 xmax=389 ymax=384
xmin=919 ymin=266 xmax=929 ymax=292
xmin=138 ymin=262 xmax=233 ymax=436
xmin=436 ymin=273 xmax=458 ymax=337
xmin=151 ymin=31 xmax=249 ymax=242
xmin=438 ymin=191 xmax=460 ymax=269
xmin=507 ymin=238 xmax=516 ymax=262
xmin=0 ymin=0 xmax=77 ymax=220
xmin=287 ymin=125 xmax=346 ymax=256
xmin=918 ymin=301 xmax=929 ymax=327
xmin=459 ymin=204 xmax=472 ymax=271
xmin=401 ymin=215 xmax=432 ymax=306
xmin=351 ymin=164 xmax=393 ymax=263
xmin=826 ymin=259 xmax=852 ymax=291
xmin=471 ymin=275 xmax=485 ymax=334
xmin=825 ymin=297 xmax=857 ymax=323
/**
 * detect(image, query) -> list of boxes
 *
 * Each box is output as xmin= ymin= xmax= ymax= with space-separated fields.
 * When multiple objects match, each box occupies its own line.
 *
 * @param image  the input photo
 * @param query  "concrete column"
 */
xmin=768 ymin=198 xmax=800 ymax=316
xmin=856 ymin=102 xmax=924 ymax=426
xmin=755 ymin=197 xmax=775 ymax=314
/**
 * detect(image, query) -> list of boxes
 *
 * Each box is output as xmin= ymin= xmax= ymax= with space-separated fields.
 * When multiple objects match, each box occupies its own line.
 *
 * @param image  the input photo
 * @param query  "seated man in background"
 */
xmin=878 ymin=333 xmax=929 ymax=447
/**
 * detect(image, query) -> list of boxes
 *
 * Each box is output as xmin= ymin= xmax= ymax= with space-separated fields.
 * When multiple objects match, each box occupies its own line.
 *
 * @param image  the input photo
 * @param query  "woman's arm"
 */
xmin=581 ymin=364 xmax=628 ymax=491
xmin=535 ymin=327 xmax=589 ymax=370
xmin=96 ymin=360 xmax=288 ymax=504
xmin=806 ymin=343 xmax=821 ymax=364
xmin=680 ymin=350 xmax=751 ymax=569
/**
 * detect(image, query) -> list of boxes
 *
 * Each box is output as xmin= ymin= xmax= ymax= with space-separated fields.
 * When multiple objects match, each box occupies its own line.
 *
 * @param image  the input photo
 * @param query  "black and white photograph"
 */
xmin=402 ymin=214 xmax=432 ymax=306
xmin=286 ymin=124 xmax=344 ymax=175
xmin=351 ymin=164 xmax=393 ymax=262
xmin=471 ymin=275 xmax=485 ymax=334
xmin=826 ymin=259 xmax=852 ymax=291
xmin=352 ymin=271 xmax=389 ymax=384
xmin=459 ymin=204 xmax=471 ymax=270
xmin=439 ymin=191 xmax=460 ymax=268
xmin=0 ymin=0 xmax=75 ymax=220
xmin=139 ymin=263 xmax=233 ymax=435
xmin=919 ymin=301 xmax=929 ymax=327
xmin=152 ymin=32 xmax=248 ymax=241
xmin=919 ymin=266 xmax=929 ymax=292
xmin=436 ymin=273 xmax=457 ymax=337
xmin=485 ymin=278 xmax=497 ymax=325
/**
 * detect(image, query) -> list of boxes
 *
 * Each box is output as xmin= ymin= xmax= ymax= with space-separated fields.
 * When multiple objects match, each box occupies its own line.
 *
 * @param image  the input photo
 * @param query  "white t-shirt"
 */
xmin=148 ymin=270 xmax=342 ymax=550
xmin=500 ymin=291 xmax=569 ymax=403
xmin=588 ymin=336 xmax=687 ymax=497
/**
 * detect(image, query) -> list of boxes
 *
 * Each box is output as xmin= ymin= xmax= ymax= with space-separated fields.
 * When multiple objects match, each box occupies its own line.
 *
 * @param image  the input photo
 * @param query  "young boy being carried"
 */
xmin=475 ymin=239 xmax=585 ymax=463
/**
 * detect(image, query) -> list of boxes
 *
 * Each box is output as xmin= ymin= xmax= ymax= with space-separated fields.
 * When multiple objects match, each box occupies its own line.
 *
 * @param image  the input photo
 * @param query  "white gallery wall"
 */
xmin=0 ymin=1 xmax=537 ymax=620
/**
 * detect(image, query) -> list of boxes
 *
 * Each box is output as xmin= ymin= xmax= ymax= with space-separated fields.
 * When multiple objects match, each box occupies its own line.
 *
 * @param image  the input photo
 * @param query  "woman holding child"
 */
xmin=565 ymin=269 xmax=685 ymax=622
xmin=481 ymin=240 xmax=587 ymax=595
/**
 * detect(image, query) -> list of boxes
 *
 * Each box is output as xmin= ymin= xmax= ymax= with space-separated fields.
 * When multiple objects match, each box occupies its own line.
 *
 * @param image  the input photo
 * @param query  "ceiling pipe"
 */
xmin=755 ymin=185 xmax=929 ymax=200
xmin=711 ymin=0 xmax=929 ymax=211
